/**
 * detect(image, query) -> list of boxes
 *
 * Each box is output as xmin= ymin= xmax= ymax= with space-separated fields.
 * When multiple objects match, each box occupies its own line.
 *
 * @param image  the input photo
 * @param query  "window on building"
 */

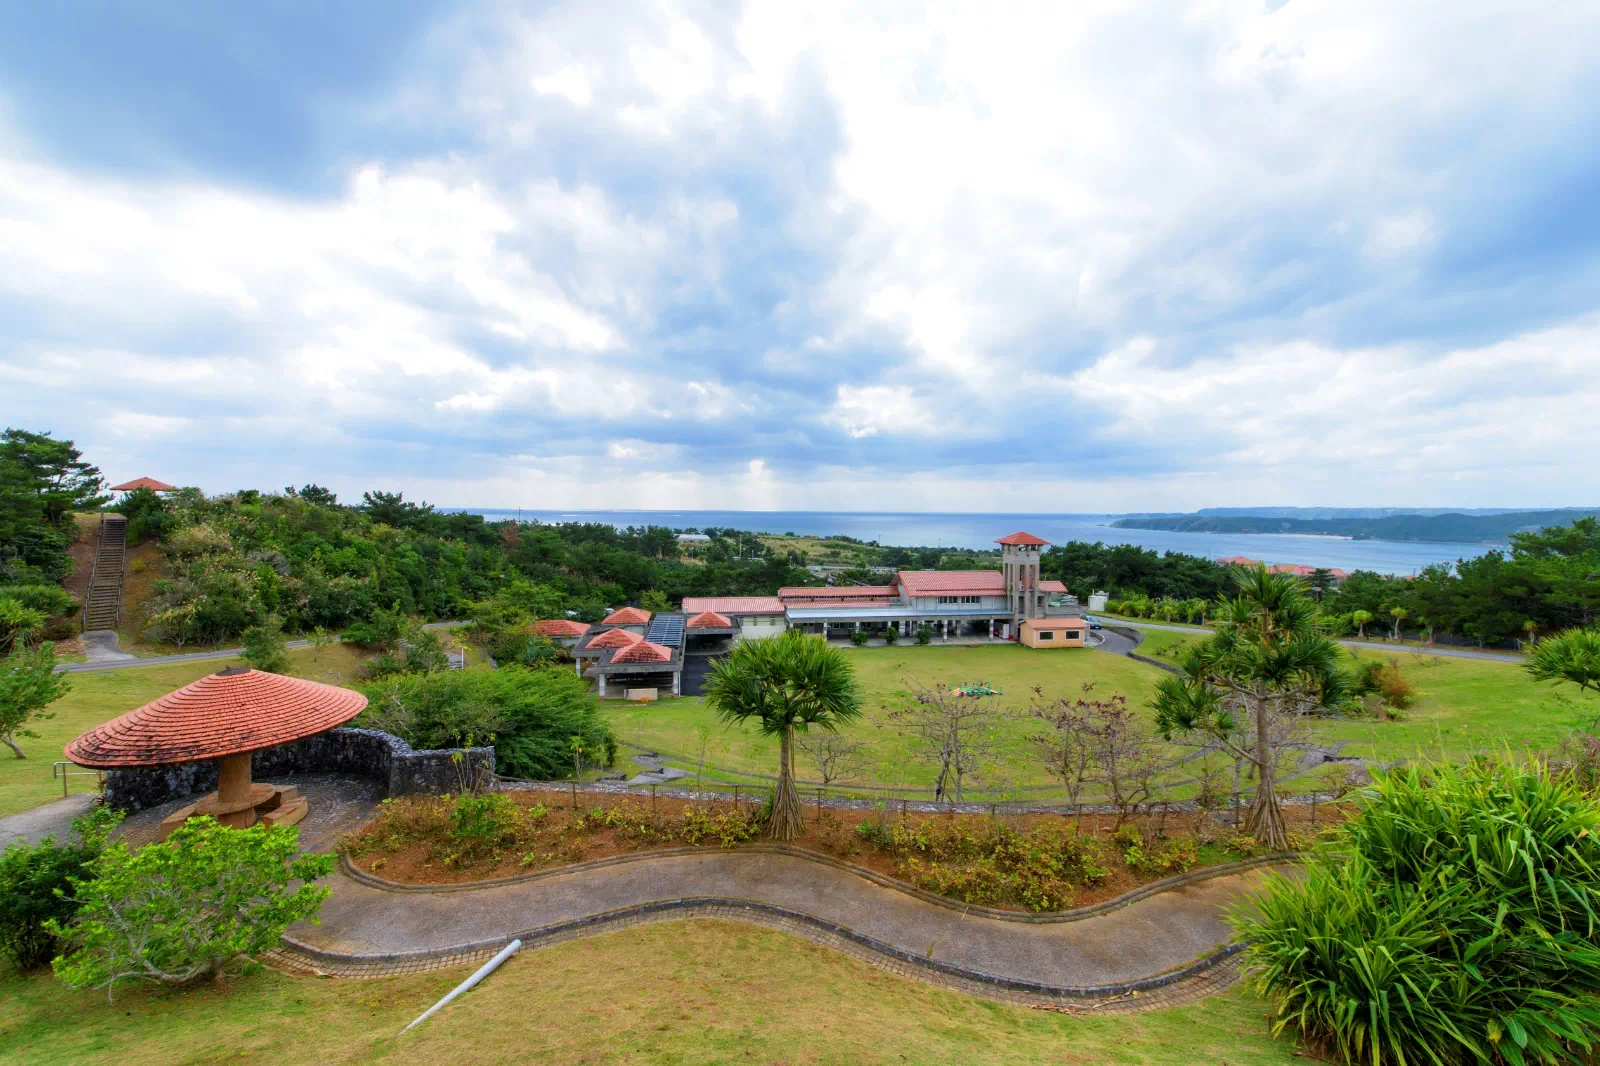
xmin=1039 ymin=630 xmax=1054 ymax=641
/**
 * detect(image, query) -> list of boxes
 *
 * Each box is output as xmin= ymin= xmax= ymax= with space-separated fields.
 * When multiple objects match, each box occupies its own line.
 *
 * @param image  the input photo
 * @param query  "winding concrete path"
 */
xmin=288 ymin=850 xmax=1276 ymax=997
xmin=55 ymin=621 xmax=467 ymax=674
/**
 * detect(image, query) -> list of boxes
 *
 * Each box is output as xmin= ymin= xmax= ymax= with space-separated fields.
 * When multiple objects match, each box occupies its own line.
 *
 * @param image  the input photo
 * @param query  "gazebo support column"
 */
xmin=215 ymin=753 xmax=255 ymax=829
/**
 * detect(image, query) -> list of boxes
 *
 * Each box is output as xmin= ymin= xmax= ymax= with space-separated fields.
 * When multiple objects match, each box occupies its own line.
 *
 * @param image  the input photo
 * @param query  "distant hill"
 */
xmin=1189 ymin=506 xmax=1543 ymax=519
xmin=1110 ymin=509 xmax=1600 ymax=544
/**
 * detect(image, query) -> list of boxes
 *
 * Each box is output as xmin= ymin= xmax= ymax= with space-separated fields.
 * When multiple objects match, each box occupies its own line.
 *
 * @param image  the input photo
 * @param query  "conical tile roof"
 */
xmin=65 ymin=667 xmax=367 ymax=768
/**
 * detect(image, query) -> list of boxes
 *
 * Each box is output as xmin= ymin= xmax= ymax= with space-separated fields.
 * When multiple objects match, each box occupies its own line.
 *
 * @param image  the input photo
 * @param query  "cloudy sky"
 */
xmin=2 ymin=1 xmax=1598 ymax=513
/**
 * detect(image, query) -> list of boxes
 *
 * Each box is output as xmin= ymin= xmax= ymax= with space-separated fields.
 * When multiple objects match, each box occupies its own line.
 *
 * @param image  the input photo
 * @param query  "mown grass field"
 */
xmin=0 ymin=920 xmax=1304 ymax=1066
xmin=0 ymin=644 xmax=368 ymax=818
xmin=1116 ymin=630 xmax=1585 ymax=764
xmin=603 ymin=643 xmax=1192 ymax=795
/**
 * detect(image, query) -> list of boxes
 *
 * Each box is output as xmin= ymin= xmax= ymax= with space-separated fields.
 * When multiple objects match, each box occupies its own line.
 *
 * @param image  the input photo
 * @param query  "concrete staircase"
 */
xmin=82 ymin=514 xmax=128 ymax=633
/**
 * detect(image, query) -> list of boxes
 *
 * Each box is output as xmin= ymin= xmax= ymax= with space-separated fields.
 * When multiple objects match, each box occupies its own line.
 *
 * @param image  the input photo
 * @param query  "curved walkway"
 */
xmin=55 ymin=621 xmax=467 ymax=674
xmin=282 ymin=849 xmax=1282 ymax=1009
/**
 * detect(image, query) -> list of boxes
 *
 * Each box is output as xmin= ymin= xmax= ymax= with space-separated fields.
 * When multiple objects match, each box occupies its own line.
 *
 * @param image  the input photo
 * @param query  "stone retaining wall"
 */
xmin=103 ymin=728 xmax=495 ymax=813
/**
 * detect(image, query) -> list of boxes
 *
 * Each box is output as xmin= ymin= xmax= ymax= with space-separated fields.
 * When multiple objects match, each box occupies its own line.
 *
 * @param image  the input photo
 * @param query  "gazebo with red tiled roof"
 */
xmin=109 ymin=476 xmax=177 ymax=492
xmin=686 ymin=610 xmax=733 ymax=629
xmin=65 ymin=667 xmax=366 ymax=834
xmin=602 ymin=606 xmax=652 ymax=626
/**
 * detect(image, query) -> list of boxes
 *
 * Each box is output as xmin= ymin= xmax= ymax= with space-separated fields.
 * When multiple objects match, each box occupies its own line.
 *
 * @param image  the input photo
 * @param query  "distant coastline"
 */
xmin=448 ymin=508 xmax=1506 ymax=575
xmin=1110 ymin=508 xmax=1596 ymax=545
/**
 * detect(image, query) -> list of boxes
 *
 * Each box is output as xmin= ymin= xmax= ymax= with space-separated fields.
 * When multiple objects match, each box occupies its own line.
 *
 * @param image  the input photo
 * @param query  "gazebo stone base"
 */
xmin=158 ymin=784 xmax=307 ymax=839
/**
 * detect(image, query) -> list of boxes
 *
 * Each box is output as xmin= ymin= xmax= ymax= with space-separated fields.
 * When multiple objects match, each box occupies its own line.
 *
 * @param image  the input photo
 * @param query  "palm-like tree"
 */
xmin=1153 ymin=566 xmax=1350 ymax=849
xmin=1526 ymin=627 xmax=1600 ymax=729
xmin=1389 ymin=606 xmax=1409 ymax=641
xmin=1351 ymin=609 xmax=1373 ymax=640
xmin=704 ymin=630 xmax=863 ymax=841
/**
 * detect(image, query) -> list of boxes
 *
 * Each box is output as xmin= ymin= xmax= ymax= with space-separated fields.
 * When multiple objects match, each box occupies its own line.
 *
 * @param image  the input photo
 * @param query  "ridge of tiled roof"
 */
xmin=531 ymin=619 xmax=590 ymax=638
xmin=898 ymin=570 xmax=1006 ymax=596
xmin=110 ymin=476 xmax=177 ymax=492
xmin=778 ymin=586 xmax=898 ymax=599
xmin=612 ymin=641 xmax=673 ymax=664
xmin=588 ymin=628 xmax=644 ymax=649
xmin=65 ymin=669 xmax=366 ymax=768
xmin=680 ymin=596 xmax=785 ymax=614
xmin=686 ymin=610 xmax=733 ymax=628
xmin=995 ymin=531 xmax=1050 ymax=546
xmin=1039 ymin=579 xmax=1069 ymax=593
xmin=602 ymin=606 xmax=653 ymax=625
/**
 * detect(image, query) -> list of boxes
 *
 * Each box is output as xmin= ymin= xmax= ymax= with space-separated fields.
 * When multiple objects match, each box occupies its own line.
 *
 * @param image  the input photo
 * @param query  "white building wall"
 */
xmin=738 ymin=615 xmax=788 ymax=640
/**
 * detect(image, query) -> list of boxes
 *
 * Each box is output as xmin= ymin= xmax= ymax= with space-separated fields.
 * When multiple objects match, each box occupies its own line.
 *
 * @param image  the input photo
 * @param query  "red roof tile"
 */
xmin=1039 ymin=579 xmax=1069 ymax=593
xmin=531 ymin=619 xmax=590 ymax=638
xmin=1024 ymin=617 xmax=1088 ymax=629
xmin=110 ymin=476 xmax=177 ymax=492
xmin=898 ymin=570 xmax=1005 ymax=596
xmin=588 ymin=628 xmax=644 ymax=649
xmin=612 ymin=641 xmax=673 ymax=664
xmin=995 ymin=531 xmax=1049 ymax=546
xmin=778 ymin=586 xmax=898 ymax=600
xmin=65 ymin=668 xmax=367 ymax=768
xmin=681 ymin=596 xmax=785 ymax=614
xmin=602 ymin=607 xmax=653 ymax=625
xmin=686 ymin=610 xmax=733 ymax=628
xmin=1217 ymin=556 xmax=1260 ymax=566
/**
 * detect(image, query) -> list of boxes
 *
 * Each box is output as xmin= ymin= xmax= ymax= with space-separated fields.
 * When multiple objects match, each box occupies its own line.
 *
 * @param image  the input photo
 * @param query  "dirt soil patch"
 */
xmin=341 ymin=789 xmax=1343 ymax=912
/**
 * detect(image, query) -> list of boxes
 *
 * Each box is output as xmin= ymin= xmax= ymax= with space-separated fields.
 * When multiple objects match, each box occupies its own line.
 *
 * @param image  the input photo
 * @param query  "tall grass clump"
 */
xmin=1233 ymin=758 xmax=1600 ymax=1065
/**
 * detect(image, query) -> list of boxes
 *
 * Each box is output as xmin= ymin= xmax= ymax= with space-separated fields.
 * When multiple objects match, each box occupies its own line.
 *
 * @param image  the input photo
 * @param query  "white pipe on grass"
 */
xmin=400 ymin=938 xmax=522 ymax=1035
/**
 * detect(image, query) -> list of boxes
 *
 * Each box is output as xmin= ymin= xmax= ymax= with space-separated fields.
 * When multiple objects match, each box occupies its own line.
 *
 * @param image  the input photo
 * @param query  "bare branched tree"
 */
xmin=887 ymin=678 xmax=1007 ymax=803
xmin=1028 ymin=688 xmax=1164 ymax=826
xmin=796 ymin=732 xmax=872 ymax=787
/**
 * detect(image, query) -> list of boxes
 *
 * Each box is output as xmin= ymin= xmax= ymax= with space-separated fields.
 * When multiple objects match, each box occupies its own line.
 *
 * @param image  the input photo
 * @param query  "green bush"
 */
xmin=855 ymin=818 xmax=1109 ymax=912
xmin=0 ymin=585 xmax=76 ymax=619
xmin=915 ymin=626 xmax=932 ymax=645
xmin=882 ymin=626 xmax=899 ymax=644
xmin=449 ymin=792 xmax=523 ymax=861
xmin=239 ymin=614 xmax=288 ymax=672
xmin=849 ymin=629 xmax=868 ymax=647
xmin=0 ymin=805 xmax=123 ymax=969
xmin=358 ymin=666 xmax=612 ymax=780
xmin=48 ymin=817 xmax=334 ymax=1000
xmin=1234 ymin=758 xmax=1600 ymax=1065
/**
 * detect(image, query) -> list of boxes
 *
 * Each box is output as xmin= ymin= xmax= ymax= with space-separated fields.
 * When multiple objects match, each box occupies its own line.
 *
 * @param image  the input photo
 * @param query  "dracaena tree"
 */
xmin=1153 ymin=566 xmax=1351 ymax=849
xmin=1525 ymin=626 xmax=1600 ymax=729
xmin=704 ymin=630 xmax=862 ymax=841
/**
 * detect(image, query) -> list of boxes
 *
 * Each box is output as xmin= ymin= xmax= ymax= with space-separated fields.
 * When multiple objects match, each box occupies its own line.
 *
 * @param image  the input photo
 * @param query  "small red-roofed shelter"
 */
xmin=995 ymin=531 xmax=1050 ymax=546
xmin=531 ymin=619 xmax=590 ymax=640
xmin=612 ymin=641 xmax=672 ymax=664
xmin=686 ymin=610 xmax=733 ymax=629
xmin=587 ymin=627 xmax=644 ymax=650
xmin=602 ymin=606 xmax=653 ymax=626
xmin=65 ymin=667 xmax=367 ymax=834
xmin=109 ymin=477 xmax=177 ymax=493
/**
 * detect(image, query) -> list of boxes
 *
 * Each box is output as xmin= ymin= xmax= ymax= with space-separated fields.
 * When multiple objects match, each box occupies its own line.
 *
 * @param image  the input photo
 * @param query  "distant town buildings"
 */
xmin=557 ymin=532 xmax=1084 ymax=700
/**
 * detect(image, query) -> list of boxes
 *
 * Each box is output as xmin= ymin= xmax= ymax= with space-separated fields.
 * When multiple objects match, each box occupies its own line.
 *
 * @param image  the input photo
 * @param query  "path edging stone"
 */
xmin=339 ymin=845 xmax=1299 ymax=924
xmin=279 ymin=894 xmax=1249 ymax=1001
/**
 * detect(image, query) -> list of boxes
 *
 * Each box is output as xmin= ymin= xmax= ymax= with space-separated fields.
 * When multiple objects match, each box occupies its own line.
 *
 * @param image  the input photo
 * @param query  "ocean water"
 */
xmin=455 ymin=509 xmax=1496 ymax=576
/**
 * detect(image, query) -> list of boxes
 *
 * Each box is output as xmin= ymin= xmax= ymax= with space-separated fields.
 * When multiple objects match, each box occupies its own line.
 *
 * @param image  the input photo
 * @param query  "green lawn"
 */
xmin=1325 ymin=646 xmax=1590 ymax=762
xmin=0 ymin=920 xmax=1303 ymax=1066
xmin=605 ymin=644 xmax=1191 ymax=796
xmin=605 ymin=638 xmax=1584 ymax=795
xmin=1 ymin=644 xmax=369 ymax=818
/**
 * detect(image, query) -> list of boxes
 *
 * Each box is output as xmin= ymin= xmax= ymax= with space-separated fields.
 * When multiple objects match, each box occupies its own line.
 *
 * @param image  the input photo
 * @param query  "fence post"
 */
xmin=1311 ymin=789 xmax=1318 ymax=829
xmin=816 ymin=788 xmax=823 ymax=821
xmin=733 ymin=784 xmax=741 ymax=809
xmin=651 ymin=784 xmax=658 ymax=813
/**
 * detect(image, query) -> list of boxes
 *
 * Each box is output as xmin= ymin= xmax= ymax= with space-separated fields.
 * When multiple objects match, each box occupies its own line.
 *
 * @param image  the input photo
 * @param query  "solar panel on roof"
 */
xmin=646 ymin=615 xmax=685 ymax=647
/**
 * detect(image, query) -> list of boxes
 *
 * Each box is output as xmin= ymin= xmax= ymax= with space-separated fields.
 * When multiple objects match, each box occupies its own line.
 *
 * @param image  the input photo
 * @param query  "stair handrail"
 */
xmin=81 ymin=514 xmax=104 ymax=631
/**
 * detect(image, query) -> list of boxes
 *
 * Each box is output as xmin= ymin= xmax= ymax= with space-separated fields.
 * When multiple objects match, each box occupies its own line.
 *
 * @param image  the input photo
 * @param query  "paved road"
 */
xmin=0 ymin=794 xmax=97 ymax=848
xmin=55 ymin=621 xmax=468 ymax=674
xmin=1104 ymin=619 xmax=1523 ymax=663
xmin=293 ymin=849 xmax=1274 ymax=993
